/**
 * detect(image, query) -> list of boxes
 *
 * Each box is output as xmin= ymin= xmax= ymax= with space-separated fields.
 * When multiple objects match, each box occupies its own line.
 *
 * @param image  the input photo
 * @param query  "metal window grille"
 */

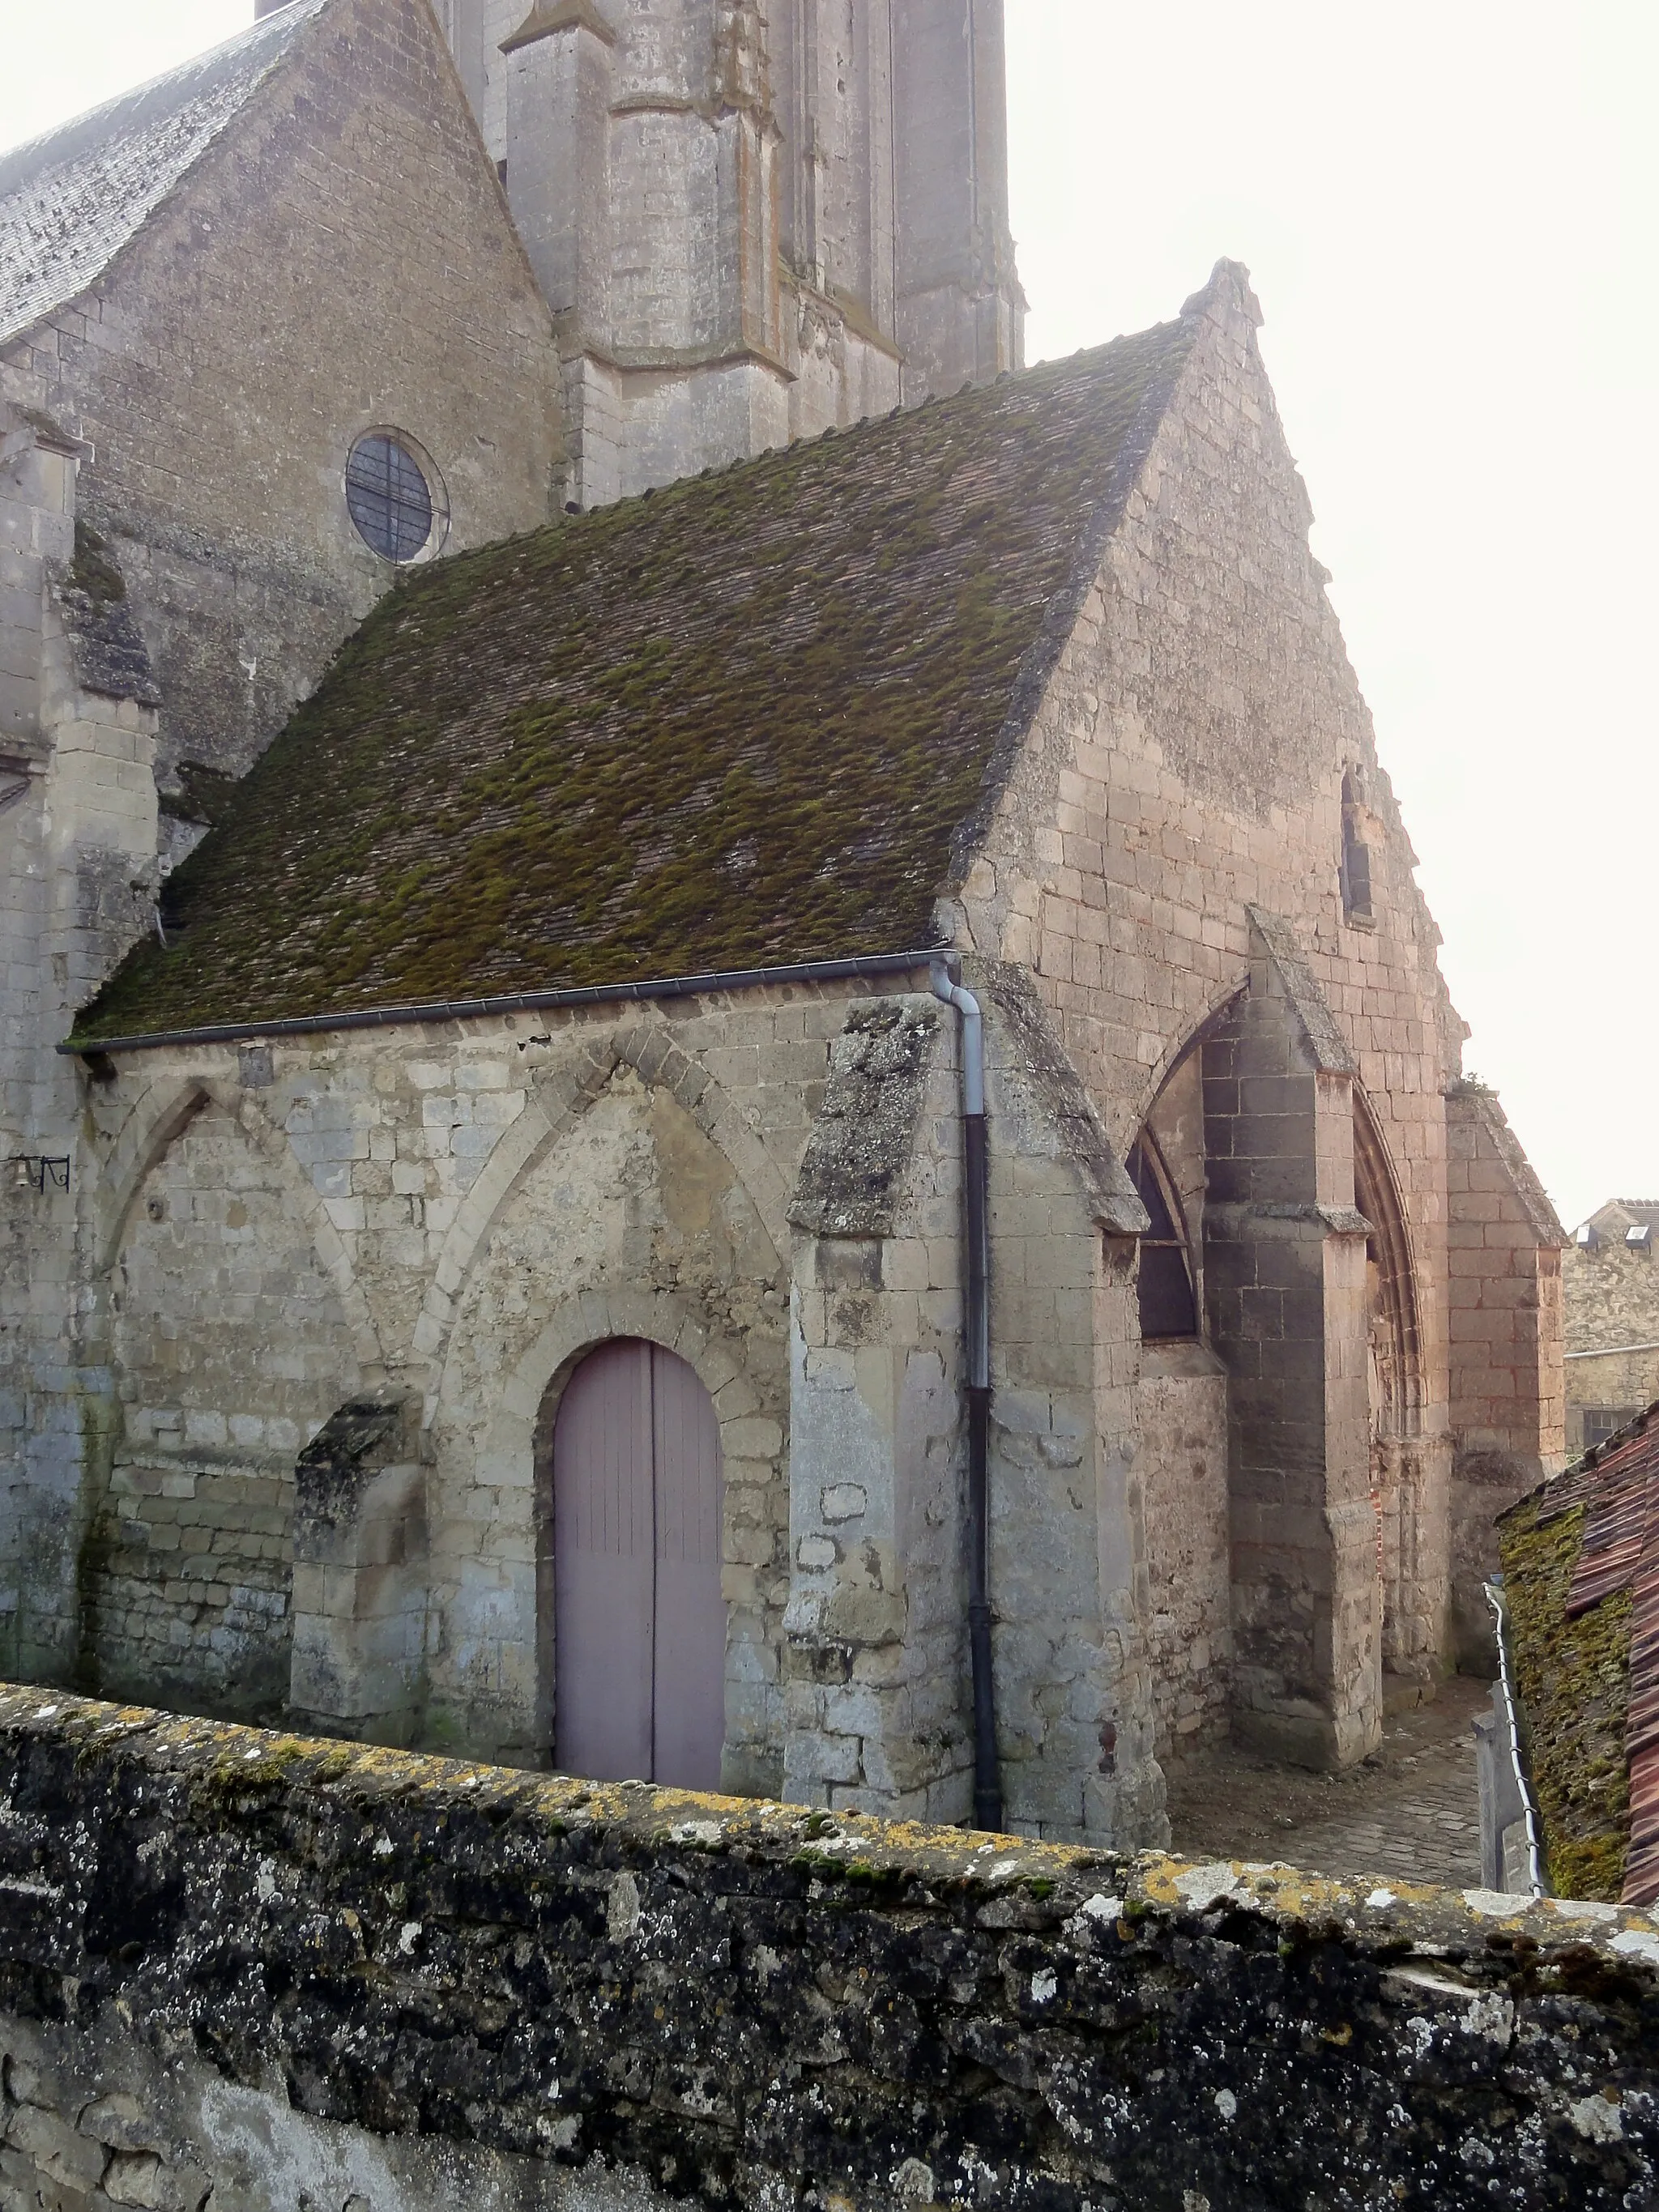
xmin=345 ymin=434 xmax=433 ymax=563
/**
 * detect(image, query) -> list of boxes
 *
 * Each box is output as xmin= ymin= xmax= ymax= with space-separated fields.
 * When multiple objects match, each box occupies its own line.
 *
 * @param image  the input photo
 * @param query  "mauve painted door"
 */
xmin=552 ymin=1339 xmax=655 ymax=1781
xmin=650 ymin=1345 xmax=725 ymax=1789
xmin=552 ymin=1339 xmax=724 ymax=1788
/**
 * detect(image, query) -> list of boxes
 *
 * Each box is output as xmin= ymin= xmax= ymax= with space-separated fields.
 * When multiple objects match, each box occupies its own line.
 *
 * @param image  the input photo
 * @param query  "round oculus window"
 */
xmin=345 ymin=432 xmax=434 ymax=562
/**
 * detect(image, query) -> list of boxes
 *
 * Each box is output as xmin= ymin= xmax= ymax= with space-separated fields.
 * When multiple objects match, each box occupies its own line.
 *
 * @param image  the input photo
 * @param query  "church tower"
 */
xmin=258 ymin=0 xmax=1025 ymax=502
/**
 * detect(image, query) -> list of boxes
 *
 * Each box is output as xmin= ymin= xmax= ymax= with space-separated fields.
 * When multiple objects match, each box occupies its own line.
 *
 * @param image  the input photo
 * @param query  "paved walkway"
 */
xmin=1163 ymin=1674 xmax=1489 ymax=1890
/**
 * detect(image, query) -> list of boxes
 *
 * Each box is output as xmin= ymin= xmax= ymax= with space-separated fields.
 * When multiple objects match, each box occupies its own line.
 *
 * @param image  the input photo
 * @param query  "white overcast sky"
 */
xmin=2 ymin=2 xmax=1652 ymax=1230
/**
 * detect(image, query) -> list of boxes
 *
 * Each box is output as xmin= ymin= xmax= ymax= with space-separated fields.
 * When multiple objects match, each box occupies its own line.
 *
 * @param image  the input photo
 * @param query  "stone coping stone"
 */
xmin=1 ymin=1685 xmax=1657 ymax=2210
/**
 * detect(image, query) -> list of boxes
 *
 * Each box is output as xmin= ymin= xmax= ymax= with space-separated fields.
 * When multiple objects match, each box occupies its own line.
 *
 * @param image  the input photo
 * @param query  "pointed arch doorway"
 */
xmin=548 ymin=1338 xmax=726 ymax=1788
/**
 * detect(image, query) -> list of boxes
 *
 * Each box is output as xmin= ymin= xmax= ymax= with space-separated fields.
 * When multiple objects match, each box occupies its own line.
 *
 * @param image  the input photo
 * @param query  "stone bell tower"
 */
xmin=269 ymin=0 xmax=1026 ymax=503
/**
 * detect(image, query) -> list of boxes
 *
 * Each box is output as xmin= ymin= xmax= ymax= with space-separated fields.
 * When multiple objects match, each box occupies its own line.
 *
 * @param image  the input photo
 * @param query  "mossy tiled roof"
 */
xmin=75 ymin=309 xmax=1202 ymax=1042
xmin=1499 ymin=1403 xmax=1659 ymax=1903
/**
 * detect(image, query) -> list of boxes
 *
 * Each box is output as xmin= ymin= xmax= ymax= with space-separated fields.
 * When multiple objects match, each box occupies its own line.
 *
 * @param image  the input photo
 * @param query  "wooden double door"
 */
xmin=551 ymin=1338 xmax=726 ymax=1789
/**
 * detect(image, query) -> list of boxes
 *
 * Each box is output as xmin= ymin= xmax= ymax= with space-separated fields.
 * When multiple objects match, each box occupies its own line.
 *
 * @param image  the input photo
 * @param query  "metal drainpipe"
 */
xmin=1485 ymin=1580 xmax=1546 ymax=1897
xmin=932 ymin=958 xmax=1002 ymax=1833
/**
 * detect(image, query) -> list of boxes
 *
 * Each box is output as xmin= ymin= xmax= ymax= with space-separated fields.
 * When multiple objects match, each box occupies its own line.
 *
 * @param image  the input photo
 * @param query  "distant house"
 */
xmin=1563 ymin=1202 xmax=1659 ymax=1454
xmin=1498 ymin=1404 xmax=1659 ymax=1903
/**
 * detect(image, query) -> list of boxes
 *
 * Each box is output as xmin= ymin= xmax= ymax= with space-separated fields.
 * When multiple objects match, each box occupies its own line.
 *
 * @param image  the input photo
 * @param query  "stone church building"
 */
xmin=0 ymin=0 xmax=1564 ymax=1847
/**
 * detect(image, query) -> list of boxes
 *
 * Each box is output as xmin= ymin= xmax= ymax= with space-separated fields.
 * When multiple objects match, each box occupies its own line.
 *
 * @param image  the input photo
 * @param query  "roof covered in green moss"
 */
xmin=1498 ymin=1401 xmax=1659 ymax=1903
xmin=72 ymin=294 xmax=1210 ymax=1042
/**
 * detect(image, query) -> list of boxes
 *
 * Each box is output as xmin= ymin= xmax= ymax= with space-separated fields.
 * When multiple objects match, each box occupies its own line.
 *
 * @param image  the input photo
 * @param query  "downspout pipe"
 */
xmin=1484 ymin=1579 xmax=1546 ymax=1897
xmin=932 ymin=958 xmax=1002 ymax=1833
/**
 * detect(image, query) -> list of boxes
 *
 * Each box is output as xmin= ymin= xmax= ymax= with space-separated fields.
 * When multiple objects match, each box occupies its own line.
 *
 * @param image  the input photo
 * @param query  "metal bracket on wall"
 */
xmin=10 ymin=1155 xmax=70 ymax=1192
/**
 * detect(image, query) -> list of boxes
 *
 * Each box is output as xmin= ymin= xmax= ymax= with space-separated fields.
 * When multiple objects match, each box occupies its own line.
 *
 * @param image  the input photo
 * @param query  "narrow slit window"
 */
xmin=1341 ymin=765 xmax=1373 ymax=921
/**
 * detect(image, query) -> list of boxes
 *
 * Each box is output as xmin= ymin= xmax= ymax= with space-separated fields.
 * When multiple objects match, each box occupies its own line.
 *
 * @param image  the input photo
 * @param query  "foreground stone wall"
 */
xmin=1 ymin=1687 xmax=1655 ymax=2212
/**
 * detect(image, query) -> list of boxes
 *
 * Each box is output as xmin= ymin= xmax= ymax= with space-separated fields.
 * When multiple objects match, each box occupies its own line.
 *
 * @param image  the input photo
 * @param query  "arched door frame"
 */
xmin=478 ymin=1286 xmax=770 ymax=1770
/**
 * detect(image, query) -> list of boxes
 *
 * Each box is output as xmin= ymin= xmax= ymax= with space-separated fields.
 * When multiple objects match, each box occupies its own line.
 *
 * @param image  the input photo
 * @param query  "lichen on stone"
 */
xmin=787 ymin=995 xmax=938 ymax=1237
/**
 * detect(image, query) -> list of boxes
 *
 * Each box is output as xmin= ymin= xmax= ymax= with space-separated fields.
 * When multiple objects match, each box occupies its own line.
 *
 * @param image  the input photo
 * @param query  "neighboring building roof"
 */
xmin=70 ymin=286 xmax=1216 ymax=1044
xmin=1499 ymin=1404 xmax=1659 ymax=1903
xmin=0 ymin=0 xmax=328 ymax=351
xmin=1577 ymin=1200 xmax=1659 ymax=1239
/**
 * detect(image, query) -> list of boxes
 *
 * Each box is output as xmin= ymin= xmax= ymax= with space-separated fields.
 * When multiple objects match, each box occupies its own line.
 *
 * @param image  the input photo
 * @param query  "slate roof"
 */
xmin=71 ymin=290 xmax=1213 ymax=1044
xmin=0 ymin=0 xmax=327 ymax=351
xmin=1499 ymin=1406 xmax=1659 ymax=1904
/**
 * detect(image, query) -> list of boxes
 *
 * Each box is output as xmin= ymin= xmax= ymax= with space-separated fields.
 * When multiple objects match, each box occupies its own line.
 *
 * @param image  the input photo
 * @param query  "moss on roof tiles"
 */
xmin=1499 ymin=1493 xmax=1631 ymax=1901
xmin=74 ymin=314 xmax=1197 ymax=1042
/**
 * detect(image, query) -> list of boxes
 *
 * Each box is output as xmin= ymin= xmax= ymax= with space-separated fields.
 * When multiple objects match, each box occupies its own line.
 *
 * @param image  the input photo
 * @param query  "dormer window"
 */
xmin=1340 ymin=765 xmax=1374 ymax=924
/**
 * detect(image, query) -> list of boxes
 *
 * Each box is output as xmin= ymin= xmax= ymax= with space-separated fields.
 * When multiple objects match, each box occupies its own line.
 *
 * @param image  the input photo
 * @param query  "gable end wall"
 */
xmin=0 ymin=0 xmax=565 ymax=795
xmin=958 ymin=270 xmax=1463 ymax=1695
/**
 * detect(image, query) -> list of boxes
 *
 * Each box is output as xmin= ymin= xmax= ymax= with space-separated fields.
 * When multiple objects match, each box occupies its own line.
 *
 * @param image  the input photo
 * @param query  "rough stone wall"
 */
xmin=779 ymin=982 xmax=1158 ymax=1846
xmin=955 ymin=266 xmax=1473 ymax=1719
xmin=70 ymin=989 xmax=830 ymax=1775
xmin=1 ymin=0 xmax=563 ymax=795
xmin=426 ymin=1024 xmax=795 ymax=1775
xmin=79 ymin=1091 xmax=366 ymax=1720
xmin=28 ymin=966 xmax=1164 ymax=1848
xmin=2 ymin=1688 xmax=1657 ymax=2212
xmin=1 ymin=422 xmax=161 ymax=1687
xmin=1565 ymin=1236 xmax=1659 ymax=1358
xmin=1444 ymin=1083 xmax=1567 ymax=1664
xmin=1137 ymin=1346 xmax=1230 ymax=1760
xmin=1563 ymin=1235 xmax=1659 ymax=1451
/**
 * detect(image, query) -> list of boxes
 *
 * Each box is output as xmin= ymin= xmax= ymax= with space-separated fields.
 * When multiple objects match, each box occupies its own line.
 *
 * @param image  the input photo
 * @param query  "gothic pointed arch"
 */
xmin=1351 ymin=1085 xmax=1423 ymax=1438
xmin=415 ymin=1022 xmax=788 ymax=1391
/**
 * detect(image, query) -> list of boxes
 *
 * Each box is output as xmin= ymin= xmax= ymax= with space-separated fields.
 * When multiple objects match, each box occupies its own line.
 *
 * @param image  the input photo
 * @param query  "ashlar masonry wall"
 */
xmin=954 ymin=262 xmax=1559 ymax=1759
xmin=1 ymin=1688 xmax=1655 ymax=2212
xmin=1444 ymin=1081 xmax=1567 ymax=1662
xmin=1 ymin=415 xmax=163 ymax=1689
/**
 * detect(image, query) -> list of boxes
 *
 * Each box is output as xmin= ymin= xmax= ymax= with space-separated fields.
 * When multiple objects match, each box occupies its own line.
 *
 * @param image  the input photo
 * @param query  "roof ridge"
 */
xmin=0 ymin=0 xmax=333 ymax=349
xmin=0 ymin=0 xmax=328 ymax=192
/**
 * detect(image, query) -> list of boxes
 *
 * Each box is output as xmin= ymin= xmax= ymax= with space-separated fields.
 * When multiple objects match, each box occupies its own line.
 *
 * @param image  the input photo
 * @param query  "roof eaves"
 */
xmin=61 ymin=950 xmax=946 ymax=1059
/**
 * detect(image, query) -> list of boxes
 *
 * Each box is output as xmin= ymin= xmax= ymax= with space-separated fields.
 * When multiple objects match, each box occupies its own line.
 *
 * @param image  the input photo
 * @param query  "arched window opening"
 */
xmin=1352 ymin=1097 xmax=1422 ymax=1439
xmin=1340 ymin=765 xmax=1374 ymax=924
xmin=544 ymin=1338 xmax=726 ymax=1788
xmin=1128 ymin=1135 xmax=1199 ymax=1340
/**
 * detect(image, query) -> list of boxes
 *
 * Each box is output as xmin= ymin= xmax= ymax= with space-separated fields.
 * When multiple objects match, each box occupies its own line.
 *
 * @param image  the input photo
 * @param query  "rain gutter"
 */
xmin=59 ymin=951 xmax=946 ymax=1059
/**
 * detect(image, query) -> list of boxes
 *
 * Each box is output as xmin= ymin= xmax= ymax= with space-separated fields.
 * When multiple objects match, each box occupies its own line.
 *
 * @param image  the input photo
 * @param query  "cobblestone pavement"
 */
xmin=1164 ymin=1674 xmax=1491 ymax=1890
